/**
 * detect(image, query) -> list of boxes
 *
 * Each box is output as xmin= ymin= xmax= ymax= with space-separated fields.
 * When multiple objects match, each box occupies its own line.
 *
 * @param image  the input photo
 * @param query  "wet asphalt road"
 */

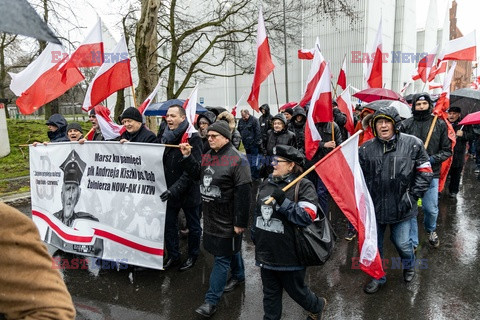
xmin=15 ymin=159 xmax=480 ymax=319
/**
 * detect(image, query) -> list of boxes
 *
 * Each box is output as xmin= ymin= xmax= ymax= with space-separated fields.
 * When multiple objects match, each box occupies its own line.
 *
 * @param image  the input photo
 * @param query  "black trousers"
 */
xmin=448 ymin=166 xmax=463 ymax=194
xmin=261 ymin=267 xmax=321 ymax=320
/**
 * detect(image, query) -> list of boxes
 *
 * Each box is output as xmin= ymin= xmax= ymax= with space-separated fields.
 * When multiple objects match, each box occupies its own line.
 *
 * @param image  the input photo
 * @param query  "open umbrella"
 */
xmin=144 ymin=99 xmax=206 ymax=116
xmin=353 ymin=88 xmax=405 ymax=103
xmin=205 ymin=106 xmax=228 ymax=116
xmin=0 ymin=0 xmax=60 ymax=44
xmin=363 ymin=100 xmax=412 ymax=119
xmin=450 ymin=88 xmax=480 ymax=115
xmin=459 ymin=111 xmax=480 ymax=126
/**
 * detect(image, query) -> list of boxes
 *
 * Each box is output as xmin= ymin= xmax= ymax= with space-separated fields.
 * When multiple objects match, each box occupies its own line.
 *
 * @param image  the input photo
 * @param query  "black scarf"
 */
xmin=160 ymin=119 xmax=188 ymax=144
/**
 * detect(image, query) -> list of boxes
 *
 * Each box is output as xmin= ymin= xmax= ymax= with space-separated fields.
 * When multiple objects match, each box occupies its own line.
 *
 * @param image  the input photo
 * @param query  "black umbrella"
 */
xmin=205 ymin=106 xmax=228 ymax=116
xmin=363 ymin=100 xmax=412 ymax=119
xmin=0 ymin=0 xmax=60 ymax=44
xmin=450 ymin=88 xmax=480 ymax=115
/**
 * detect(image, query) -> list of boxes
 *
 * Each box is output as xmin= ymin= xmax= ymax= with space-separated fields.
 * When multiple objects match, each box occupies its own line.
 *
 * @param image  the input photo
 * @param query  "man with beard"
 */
xmin=159 ymin=105 xmax=203 ymax=271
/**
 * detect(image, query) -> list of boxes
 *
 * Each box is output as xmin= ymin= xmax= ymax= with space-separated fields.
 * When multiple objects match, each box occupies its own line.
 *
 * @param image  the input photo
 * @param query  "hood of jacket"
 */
xmin=196 ymin=110 xmax=216 ymax=127
xmin=259 ymin=104 xmax=270 ymax=115
xmin=46 ymin=114 xmax=67 ymax=130
xmin=216 ymin=111 xmax=236 ymax=132
xmin=371 ymin=106 xmax=401 ymax=137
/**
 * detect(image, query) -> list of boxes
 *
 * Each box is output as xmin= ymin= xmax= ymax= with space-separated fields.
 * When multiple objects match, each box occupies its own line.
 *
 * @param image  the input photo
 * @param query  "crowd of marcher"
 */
xmin=6 ymin=94 xmax=479 ymax=319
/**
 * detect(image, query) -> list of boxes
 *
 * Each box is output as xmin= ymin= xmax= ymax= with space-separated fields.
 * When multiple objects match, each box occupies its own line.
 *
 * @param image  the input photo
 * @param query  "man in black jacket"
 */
xmin=360 ymin=106 xmax=433 ymax=294
xmin=159 ymin=105 xmax=203 ymax=271
xmin=238 ymin=109 xmax=262 ymax=180
xmin=399 ymin=93 xmax=452 ymax=248
xmin=179 ymin=121 xmax=251 ymax=317
xmin=446 ymin=106 xmax=473 ymax=198
xmin=118 ymin=107 xmax=157 ymax=143
xmin=259 ymin=104 xmax=273 ymax=149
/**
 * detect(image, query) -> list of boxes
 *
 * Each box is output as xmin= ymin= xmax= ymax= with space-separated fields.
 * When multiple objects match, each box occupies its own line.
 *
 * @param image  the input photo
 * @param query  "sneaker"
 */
xmin=428 ymin=231 xmax=440 ymax=248
xmin=345 ymin=229 xmax=357 ymax=241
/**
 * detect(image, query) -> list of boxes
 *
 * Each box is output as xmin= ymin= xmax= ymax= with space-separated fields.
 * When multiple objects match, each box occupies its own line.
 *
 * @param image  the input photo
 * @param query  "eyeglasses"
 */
xmin=207 ymin=134 xmax=221 ymax=139
xmin=273 ymin=159 xmax=289 ymax=165
xmin=199 ymin=121 xmax=209 ymax=125
xmin=89 ymin=115 xmax=96 ymax=118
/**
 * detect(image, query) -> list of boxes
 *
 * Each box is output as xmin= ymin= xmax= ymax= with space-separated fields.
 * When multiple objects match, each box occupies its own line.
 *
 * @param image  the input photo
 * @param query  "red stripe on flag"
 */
xmin=367 ymin=47 xmax=383 ymax=88
xmin=442 ymin=46 xmax=476 ymax=62
xmin=69 ymin=42 xmax=104 ymax=68
xmin=247 ymin=39 xmax=275 ymax=112
xmin=299 ymin=61 xmax=326 ymax=107
xmin=312 ymin=91 xmax=333 ymax=123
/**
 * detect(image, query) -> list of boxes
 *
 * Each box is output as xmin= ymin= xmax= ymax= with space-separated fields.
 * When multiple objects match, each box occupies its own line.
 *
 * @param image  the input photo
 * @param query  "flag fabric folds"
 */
xmin=315 ymin=132 xmax=386 ymax=280
xmin=138 ymin=78 xmax=162 ymax=115
xmin=428 ymin=61 xmax=447 ymax=82
xmin=437 ymin=31 xmax=476 ymax=63
xmin=415 ymin=45 xmax=438 ymax=83
xmin=298 ymin=48 xmax=314 ymax=60
xmin=82 ymin=35 xmax=133 ymax=112
xmin=299 ymin=37 xmax=326 ymax=107
xmin=336 ymin=87 xmax=355 ymax=135
xmin=181 ymin=84 xmax=199 ymax=142
xmin=336 ymin=55 xmax=347 ymax=91
xmin=247 ymin=8 xmax=275 ymax=112
xmin=9 ymin=43 xmax=84 ymax=115
xmin=65 ymin=19 xmax=104 ymax=69
xmin=87 ymin=105 xmax=124 ymax=140
xmin=364 ymin=20 xmax=383 ymax=88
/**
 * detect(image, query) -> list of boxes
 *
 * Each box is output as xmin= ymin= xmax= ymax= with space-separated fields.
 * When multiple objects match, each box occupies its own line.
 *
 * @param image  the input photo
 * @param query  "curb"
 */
xmin=0 ymin=192 xmax=31 ymax=206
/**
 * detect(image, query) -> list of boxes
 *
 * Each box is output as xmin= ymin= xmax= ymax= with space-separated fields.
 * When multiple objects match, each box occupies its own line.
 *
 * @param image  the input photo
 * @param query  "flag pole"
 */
xmin=265 ymin=130 xmax=363 ymax=204
xmin=272 ymin=70 xmax=280 ymax=113
xmin=131 ymin=85 xmax=138 ymax=108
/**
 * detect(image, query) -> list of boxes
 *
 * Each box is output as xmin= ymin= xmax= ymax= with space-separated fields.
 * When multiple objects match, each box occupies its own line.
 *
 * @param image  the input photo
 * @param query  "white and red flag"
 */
xmin=86 ymin=105 xmax=124 ymax=140
xmin=428 ymin=60 xmax=447 ymax=82
xmin=433 ymin=61 xmax=457 ymax=192
xmin=181 ymin=84 xmax=199 ymax=142
xmin=364 ymin=20 xmax=383 ymax=88
xmin=297 ymin=48 xmax=314 ymax=60
xmin=304 ymin=63 xmax=332 ymax=160
xmin=415 ymin=45 xmax=438 ymax=83
xmin=138 ymin=78 xmax=162 ymax=115
xmin=315 ymin=132 xmax=385 ymax=280
xmin=437 ymin=31 xmax=476 ymax=63
xmin=336 ymin=54 xmax=347 ymax=91
xmin=299 ymin=37 xmax=326 ymax=107
xmin=336 ymin=87 xmax=355 ymax=135
xmin=247 ymin=8 xmax=275 ymax=112
xmin=82 ymin=34 xmax=133 ymax=112
xmin=9 ymin=43 xmax=84 ymax=115
xmin=65 ymin=19 xmax=104 ymax=69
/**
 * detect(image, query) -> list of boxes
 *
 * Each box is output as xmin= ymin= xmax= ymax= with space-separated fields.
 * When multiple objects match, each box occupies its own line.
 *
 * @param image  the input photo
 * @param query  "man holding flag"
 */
xmin=359 ymin=106 xmax=433 ymax=293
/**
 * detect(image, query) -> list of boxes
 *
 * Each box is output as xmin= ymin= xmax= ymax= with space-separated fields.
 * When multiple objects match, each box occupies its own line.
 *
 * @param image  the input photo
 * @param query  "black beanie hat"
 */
xmin=120 ymin=107 xmax=143 ymax=123
xmin=207 ymin=121 xmax=231 ymax=140
xmin=66 ymin=122 xmax=83 ymax=134
xmin=284 ymin=108 xmax=294 ymax=116
xmin=273 ymin=145 xmax=305 ymax=167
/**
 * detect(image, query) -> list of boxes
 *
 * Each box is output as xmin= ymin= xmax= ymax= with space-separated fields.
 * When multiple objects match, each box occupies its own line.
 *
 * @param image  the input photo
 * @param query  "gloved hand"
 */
xmin=160 ymin=190 xmax=171 ymax=202
xmin=398 ymin=192 xmax=414 ymax=214
xmin=271 ymin=188 xmax=286 ymax=206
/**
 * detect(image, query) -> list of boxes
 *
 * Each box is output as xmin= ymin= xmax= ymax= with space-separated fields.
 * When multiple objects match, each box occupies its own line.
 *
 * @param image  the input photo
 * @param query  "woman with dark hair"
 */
xmin=252 ymin=145 xmax=327 ymax=320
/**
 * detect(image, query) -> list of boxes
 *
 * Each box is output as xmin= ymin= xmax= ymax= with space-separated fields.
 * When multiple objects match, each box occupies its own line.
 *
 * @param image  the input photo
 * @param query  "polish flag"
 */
xmin=9 ymin=43 xmax=84 ymax=115
xmin=428 ymin=82 xmax=443 ymax=90
xmin=181 ymin=84 xmax=199 ymax=142
xmin=336 ymin=87 xmax=355 ymax=135
xmin=336 ymin=54 xmax=347 ymax=91
xmin=299 ymin=37 xmax=326 ymax=107
xmin=315 ymin=132 xmax=385 ymax=280
xmin=364 ymin=20 xmax=383 ymax=88
xmin=304 ymin=63 xmax=332 ymax=160
xmin=428 ymin=60 xmax=447 ymax=82
xmin=437 ymin=31 xmax=476 ymax=62
xmin=138 ymin=78 xmax=162 ymax=115
xmin=65 ymin=19 xmax=104 ymax=69
xmin=416 ymin=45 xmax=438 ymax=83
xmin=86 ymin=105 xmax=125 ymax=140
xmin=433 ymin=61 xmax=457 ymax=192
xmin=247 ymin=8 xmax=275 ymax=112
xmin=82 ymin=34 xmax=133 ymax=112
xmin=298 ymin=48 xmax=314 ymax=60
xmin=401 ymin=79 xmax=413 ymax=94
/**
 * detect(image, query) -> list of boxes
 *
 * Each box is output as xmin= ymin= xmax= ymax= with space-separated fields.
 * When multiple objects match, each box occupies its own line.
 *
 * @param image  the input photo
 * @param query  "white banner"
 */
xmin=29 ymin=141 xmax=167 ymax=270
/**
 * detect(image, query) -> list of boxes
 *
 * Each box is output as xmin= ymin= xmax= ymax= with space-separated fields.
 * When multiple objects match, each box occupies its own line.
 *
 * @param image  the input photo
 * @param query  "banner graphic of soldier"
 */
xmin=29 ymin=141 xmax=167 ymax=269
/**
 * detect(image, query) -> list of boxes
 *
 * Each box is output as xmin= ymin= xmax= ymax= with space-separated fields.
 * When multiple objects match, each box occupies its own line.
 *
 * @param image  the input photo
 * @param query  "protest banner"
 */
xmin=29 ymin=141 xmax=167 ymax=270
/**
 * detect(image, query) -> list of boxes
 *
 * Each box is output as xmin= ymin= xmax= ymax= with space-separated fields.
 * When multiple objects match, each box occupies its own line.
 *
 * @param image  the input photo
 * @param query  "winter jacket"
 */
xmin=216 ymin=111 xmax=241 ymax=150
xmin=450 ymin=119 xmax=474 ymax=168
xmin=259 ymin=104 xmax=273 ymax=147
xmin=237 ymin=114 xmax=262 ymax=150
xmin=288 ymin=107 xmax=306 ymax=154
xmin=120 ymin=125 xmax=157 ymax=143
xmin=253 ymin=175 xmax=318 ymax=268
xmin=0 ymin=203 xmax=75 ymax=320
xmin=181 ymin=142 xmax=252 ymax=255
xmin=195 ymin=111 xmax=217 ymax=153
xmin=333 ymin=108 xmax=348 ymax=142
xmin=265 ymin=129 xmax=296 ymax=156
xmin=160 ymin=120 xmax=202 ymax=208
xmin=306 ymin=121 xmax=343 ymax=166
xmin=399 ymin=114 xmax=452 ymax=178
xmin=46 ymin=114 xmax=69 ymax=142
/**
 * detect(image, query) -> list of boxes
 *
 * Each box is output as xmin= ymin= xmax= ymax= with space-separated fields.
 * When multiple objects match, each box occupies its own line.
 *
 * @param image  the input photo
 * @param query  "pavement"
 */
xmin=9 ymin=159 xmax=480 ymax=319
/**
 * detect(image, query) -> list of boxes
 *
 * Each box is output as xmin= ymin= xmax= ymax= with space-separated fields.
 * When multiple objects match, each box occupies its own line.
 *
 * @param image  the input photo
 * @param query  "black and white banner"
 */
xmin=30 ymin=141 xmax=167 ymax=269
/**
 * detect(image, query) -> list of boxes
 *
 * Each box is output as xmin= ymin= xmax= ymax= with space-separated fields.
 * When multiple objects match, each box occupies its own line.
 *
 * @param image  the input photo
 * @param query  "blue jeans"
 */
xmin=205 ymin=252 xmax=245 ymax=306
xmin=373 ymin=219 xmax=415 ymax=284
xmin=410 ymin=178 xmax=439 ymax=247
xmin=245 ymin=146 xmax=260 ymax=180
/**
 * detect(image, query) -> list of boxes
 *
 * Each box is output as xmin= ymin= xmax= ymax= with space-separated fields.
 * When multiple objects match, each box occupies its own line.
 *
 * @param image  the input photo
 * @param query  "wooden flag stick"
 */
xmin=424 ymin=115 xmax=438 ymax=150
